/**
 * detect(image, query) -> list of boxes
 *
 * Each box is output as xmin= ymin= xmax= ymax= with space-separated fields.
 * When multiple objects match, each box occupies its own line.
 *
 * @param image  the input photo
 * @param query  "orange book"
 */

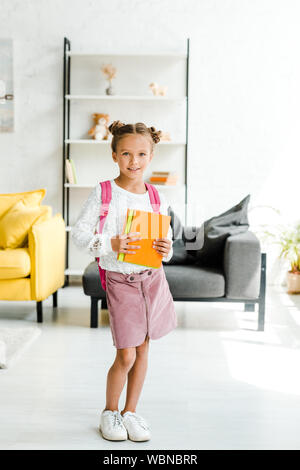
xmin=150 ymin=177 xmax=178 ymax=182
xmin=117 ymin=208 xmax=171 ymax=268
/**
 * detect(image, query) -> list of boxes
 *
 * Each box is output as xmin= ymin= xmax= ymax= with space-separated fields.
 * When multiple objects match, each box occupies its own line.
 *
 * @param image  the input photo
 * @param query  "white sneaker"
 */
xmin=99 ymin=409 xmax=128 ymax=441
xmin=121 ymin=411 xmax=151 ymax=442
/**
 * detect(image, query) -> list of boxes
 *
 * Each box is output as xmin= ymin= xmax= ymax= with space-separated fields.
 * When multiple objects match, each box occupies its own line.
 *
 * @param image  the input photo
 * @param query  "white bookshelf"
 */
xmin=64 ymin=268 xmax=84 ymax=276
xmin=66 ymin=51 xmax=187 ymax=59
xmin=63 ymin=37 xmax=190 ymax=280
xmin=65 ymin=139 xmax=186 ymax=145
xmin=65 ymin=94 xmax=186 ymax=101
xmin=64 ymin=183 xmax=185 ymax=189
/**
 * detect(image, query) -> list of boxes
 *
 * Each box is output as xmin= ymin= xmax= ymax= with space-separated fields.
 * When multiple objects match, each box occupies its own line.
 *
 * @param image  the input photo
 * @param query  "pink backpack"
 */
xmin=96 ymin=180 xmax=161 ymax=291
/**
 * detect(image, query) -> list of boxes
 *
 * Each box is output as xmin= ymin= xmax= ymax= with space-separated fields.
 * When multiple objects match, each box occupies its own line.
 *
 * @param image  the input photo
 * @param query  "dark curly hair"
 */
xmin=108 ymin=120 xmax=162 ymax=153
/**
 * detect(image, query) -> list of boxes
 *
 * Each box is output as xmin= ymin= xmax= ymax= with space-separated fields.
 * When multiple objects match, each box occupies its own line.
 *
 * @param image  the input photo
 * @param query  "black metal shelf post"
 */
xmin=63 ymin=37 xmax=71 ymax=287
xmin=185 ymin=37 xmax=189 ymax=226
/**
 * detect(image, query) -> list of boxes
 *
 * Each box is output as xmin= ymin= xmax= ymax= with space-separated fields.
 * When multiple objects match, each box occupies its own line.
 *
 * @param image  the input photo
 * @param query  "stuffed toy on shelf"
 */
xmin=88 ymin=113 xmax=110 ymax=140
xmin=149 ymin=82 xmax=168 ymax=96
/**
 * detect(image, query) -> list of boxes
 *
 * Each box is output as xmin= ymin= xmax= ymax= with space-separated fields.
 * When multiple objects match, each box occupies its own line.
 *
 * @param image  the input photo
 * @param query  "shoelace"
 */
xmin=125 ymin=412 xmax=149 ymax=430
xmin=109 ymin=411 xmax=123 ymax=428
xmin=105 ymin=411 xmax=123 ymax=427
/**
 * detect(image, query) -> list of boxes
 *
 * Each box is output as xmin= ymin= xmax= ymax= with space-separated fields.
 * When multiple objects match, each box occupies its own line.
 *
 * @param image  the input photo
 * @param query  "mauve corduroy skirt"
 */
xmin=105 ymin=265 xmax=177 ymax=349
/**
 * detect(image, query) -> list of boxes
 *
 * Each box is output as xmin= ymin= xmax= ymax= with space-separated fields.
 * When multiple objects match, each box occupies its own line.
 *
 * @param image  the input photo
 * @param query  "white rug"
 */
xmin=0 ymin=326 xmax=41 ymax=369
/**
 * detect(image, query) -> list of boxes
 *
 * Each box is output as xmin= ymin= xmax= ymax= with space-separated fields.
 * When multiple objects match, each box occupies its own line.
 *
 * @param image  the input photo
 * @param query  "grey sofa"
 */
xmin=82 ymin=226 xmax=266 ymax=331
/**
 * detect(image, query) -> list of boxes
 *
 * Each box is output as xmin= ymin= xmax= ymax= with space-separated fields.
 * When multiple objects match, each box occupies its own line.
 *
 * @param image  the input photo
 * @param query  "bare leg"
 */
xmin=104 ymin=347 xmax=136 ymax=412
xmin=120 ymin=334 xmax=150 ymax=415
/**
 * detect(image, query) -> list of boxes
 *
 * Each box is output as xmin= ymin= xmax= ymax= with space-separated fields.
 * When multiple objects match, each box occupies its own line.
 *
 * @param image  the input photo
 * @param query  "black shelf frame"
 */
xmin=63 ymin=37 xmax=71 ymax=287
xmin=185 ymin=38 xmax=189 ymax=227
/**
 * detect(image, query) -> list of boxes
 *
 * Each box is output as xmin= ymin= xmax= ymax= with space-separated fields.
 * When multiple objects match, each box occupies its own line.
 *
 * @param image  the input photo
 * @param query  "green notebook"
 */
xmin=117 ymin=209 xmax=134 ymax=262
xmin=70 ymin=158 xmax=77 ymax=184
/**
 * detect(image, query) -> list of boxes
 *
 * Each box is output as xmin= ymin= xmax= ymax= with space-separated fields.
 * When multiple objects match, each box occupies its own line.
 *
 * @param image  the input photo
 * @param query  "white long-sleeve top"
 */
xmin=71 ymin=179 xmax=173 ymax=274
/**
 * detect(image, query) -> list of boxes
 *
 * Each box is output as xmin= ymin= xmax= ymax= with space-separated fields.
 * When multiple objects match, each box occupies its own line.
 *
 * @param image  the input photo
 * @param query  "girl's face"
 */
xmin=112 ymin=134 xmax=153 ymax=179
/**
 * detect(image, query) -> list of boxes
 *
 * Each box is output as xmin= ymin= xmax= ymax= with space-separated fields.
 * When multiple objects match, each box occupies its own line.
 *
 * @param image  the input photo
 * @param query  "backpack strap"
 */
xmin=98 ymin=180 xmax=112 ymax=233
xmin=145 ymin=183 xmax=161 ymax=214
xmin=98 ymin=181 xmax=159 ymax=234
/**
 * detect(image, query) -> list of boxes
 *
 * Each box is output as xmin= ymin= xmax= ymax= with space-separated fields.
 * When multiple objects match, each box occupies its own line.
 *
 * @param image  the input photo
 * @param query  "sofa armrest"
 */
xmin=223 ymin=230 xmax=261 ymax=299
xmin=28 ymin=213 xmax=66 ymax=301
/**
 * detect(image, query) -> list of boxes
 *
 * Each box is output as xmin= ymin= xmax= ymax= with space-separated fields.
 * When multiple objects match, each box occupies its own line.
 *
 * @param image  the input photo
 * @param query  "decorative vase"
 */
xmin=286 ymin=271 xmax=300 ymax=294
xmin=105 ymin=83 xmax=114 ymax=95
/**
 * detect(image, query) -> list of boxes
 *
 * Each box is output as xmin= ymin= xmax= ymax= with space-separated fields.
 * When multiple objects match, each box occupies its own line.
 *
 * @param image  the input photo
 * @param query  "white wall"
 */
xmin=1 ymin=0 xmax=299 ymax=282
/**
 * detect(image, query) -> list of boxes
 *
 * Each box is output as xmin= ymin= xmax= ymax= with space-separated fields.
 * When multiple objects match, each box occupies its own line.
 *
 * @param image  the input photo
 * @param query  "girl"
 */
xmin=71 ymin=121 xmax=177 ymax=442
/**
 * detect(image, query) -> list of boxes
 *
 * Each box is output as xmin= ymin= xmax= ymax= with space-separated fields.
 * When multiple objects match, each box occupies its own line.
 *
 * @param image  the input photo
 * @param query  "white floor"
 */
xmin=0 ymin=282 xmax=300 ymax=450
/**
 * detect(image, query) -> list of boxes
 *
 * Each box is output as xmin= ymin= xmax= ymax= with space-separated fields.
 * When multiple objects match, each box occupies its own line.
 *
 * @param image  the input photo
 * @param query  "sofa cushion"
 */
xmin=0 ymin=188 xmax=46 ymax=219
xmin=164 ymin=264 xmax=225 ymax=298
xmin=164 ymin=206 xmax=195 ymax=265
xmin=0 ymin=247 xmax=31 ymax=279
xmin=0 ymin=200 xmax=47 ymax=249
xmin=82 ymin=261 xmax=104 ymax=296
xmin=193 ymin=194 xmax=250 ymax=267
xmin=32 ymin=205 xmax=52 ymax=226
xmin=82 ymin=261 xmax=226 ymax=299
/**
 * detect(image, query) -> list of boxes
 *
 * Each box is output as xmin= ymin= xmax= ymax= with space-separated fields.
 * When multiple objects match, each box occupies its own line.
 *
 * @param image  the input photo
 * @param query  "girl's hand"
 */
xmin=111 ymin=232 xmax=142 ymax=254
xmin=152 ymin=237 xmax=172 ymax=258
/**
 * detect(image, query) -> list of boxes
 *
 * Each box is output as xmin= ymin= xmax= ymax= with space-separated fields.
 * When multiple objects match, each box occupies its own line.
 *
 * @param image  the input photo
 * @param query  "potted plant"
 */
xmin=261 ymin=221 xmax=300 ymax=294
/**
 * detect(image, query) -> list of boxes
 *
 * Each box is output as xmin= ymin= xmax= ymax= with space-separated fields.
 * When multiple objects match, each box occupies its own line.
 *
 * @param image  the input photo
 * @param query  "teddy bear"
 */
xmin=88 ymin=113 xmax=110 ymax=140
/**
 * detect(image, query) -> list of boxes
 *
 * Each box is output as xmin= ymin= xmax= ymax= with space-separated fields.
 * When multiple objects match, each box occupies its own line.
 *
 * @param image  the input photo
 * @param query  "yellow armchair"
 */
xmin=0 ymin=189 xmax=66 ymax=323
